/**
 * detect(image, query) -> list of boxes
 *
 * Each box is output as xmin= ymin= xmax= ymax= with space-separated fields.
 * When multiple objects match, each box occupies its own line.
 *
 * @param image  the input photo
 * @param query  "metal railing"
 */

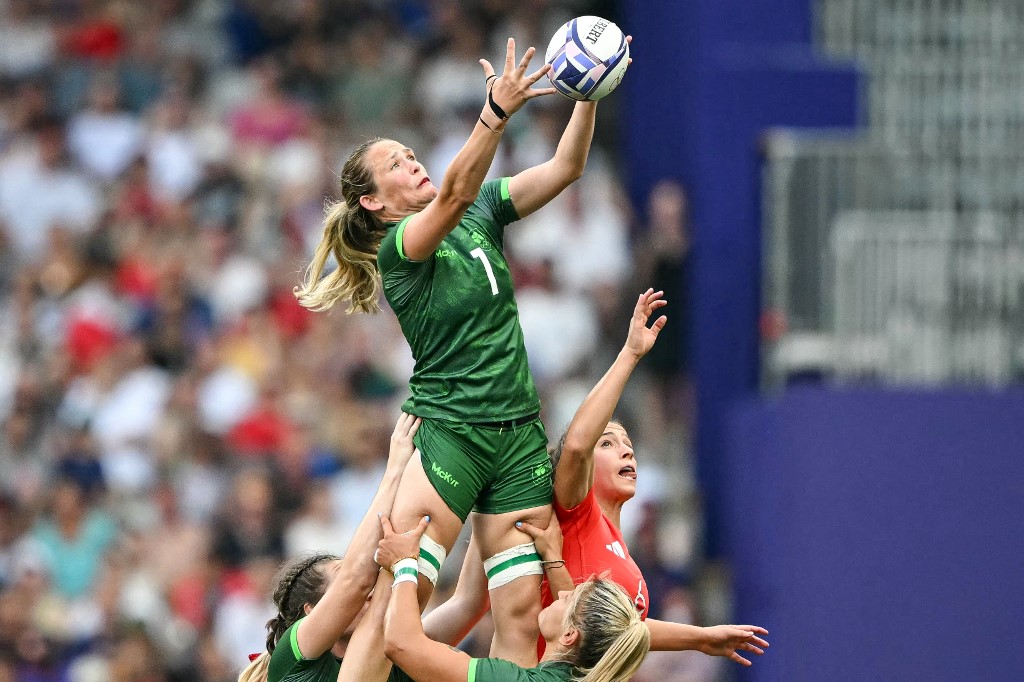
xmin=760 ymin=2 xmax=1024 ymax=388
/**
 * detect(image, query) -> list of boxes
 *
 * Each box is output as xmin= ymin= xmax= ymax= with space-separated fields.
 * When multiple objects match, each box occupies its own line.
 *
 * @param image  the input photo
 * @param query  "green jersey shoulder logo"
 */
xmin=469 ymin=229 xmax=493 ymax=252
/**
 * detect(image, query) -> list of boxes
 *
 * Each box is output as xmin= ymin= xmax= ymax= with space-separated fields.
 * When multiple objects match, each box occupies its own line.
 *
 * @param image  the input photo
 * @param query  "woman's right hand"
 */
xmin=623 ymin=288 xmax=668 ymax=360
xmin=479 ymin=38 xmax=556 ymax=123
xmin=386 ymin=412 xmax=421 ymax=473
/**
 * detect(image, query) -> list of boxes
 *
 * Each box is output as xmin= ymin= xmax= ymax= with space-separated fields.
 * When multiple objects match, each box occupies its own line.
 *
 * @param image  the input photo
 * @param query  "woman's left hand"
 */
xmin=515 ymin=512 xmax=563 ymax=562
xmin=699 ymin=624 xmax=770 ymax=666
xmin=623 ymin=288 xmax=668 ymax=360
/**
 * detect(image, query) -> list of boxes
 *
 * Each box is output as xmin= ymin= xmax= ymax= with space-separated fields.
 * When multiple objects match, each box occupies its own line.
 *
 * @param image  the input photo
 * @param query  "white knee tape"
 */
xmin=483 ymin=543 xmax=543 ymax=590
xmin=418 ymin=533 xmax=447 ymax=586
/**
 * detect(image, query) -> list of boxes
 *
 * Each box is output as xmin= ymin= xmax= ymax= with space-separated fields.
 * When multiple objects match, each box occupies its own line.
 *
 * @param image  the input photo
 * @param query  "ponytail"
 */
xmin=577 ymin=618 xmax=650 ymax=682
xmin=295 ymin=138 xmax=387 ymax=314
xmin=562 ymin=578 xmax=651 ymax=682
xmin=237 ymin=652 xmax=270 ymax=682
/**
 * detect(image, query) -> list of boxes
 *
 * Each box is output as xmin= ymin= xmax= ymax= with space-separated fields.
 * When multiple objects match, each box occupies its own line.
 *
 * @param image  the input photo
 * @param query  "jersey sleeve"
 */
xmin=267 ymin=618 xmax=311 ymax=679
xmin=463 ymin=177 xmax=520 ymax=248
xmin=378 ymin=217 xmax=434 ymax=309
xmin=554 ymin=487 xmax=602 ymax=540
xmin=468 ymin=658 xmax=535 ymax=682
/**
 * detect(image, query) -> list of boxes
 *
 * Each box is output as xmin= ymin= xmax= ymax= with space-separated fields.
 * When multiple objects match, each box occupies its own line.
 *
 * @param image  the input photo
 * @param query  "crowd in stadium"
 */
xmin=0 ymin=1 xmax=710 ymax=680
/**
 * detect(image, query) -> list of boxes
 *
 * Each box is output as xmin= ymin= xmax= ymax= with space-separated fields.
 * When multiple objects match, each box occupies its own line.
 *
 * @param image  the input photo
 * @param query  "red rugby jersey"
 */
xmin=541 ymin=487 xmax=649 ymax=619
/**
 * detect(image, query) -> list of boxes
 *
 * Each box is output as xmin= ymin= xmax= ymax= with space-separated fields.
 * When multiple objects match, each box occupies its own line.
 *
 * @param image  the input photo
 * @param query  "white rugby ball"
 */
xmin=545 ymin=16 xmax=629 ymax=101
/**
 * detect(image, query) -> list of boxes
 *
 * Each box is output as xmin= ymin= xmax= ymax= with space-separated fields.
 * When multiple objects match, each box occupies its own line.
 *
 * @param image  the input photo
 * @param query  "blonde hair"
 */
xmin=563 ymin=578 xmax=651 ymax=682
xmin=295 ymin=138 xmax=388 ymax=314
xmin=237 ymin=653 xmax=269 ymax=682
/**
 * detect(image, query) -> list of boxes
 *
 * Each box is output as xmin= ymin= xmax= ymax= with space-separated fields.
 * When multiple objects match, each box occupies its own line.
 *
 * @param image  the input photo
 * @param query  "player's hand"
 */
xmin=376 ymin=514 xmax=430 ymax=572
xmin=623 ymin=288 xmax=667 ymax=360
xmin=515 ymin=512 xmax=563 ymax=562
xmin=385 ymin=412 xmax=421 ymax=473
xmin=698 ymin=624 xmax=770 ymax=666
xmin=479 ymin=38 xmax=557 ymax=120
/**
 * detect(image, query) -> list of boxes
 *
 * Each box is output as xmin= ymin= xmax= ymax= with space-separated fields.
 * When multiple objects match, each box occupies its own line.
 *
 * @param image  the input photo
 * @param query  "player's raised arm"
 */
xmin=554 ymin=289 xmax=666 ymax=509
xmin=292 ymin=413 xmax=420 ymax=659
xmin=399 ymin=39 xmax=554 ymax=261
xmin=507 ymin=35 xmax=632 ymax=219
xmin=377 ymin=516 xmax=475 ymax=682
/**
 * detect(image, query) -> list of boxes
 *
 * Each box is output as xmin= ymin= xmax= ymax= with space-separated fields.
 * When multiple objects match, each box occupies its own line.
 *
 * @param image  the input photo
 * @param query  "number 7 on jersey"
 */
xmin=470 ymin=247 xmax=498 ymax=295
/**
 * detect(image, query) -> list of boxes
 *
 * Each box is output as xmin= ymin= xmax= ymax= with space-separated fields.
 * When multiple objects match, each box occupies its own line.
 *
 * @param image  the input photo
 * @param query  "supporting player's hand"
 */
xmin=480 ymin=38 xmax=557 ymax=121
xmin=698 ymin=625 xmax=770 ymax=666
xmin=386 ymin=412 xmax=421 ymax=473
xmin=376 ymin=514 xmax=430 ymax=573
xmin=515 ymin=512 xmax=563 ymax=562
xmin=623 ymin=288 xmax=668 ymax=360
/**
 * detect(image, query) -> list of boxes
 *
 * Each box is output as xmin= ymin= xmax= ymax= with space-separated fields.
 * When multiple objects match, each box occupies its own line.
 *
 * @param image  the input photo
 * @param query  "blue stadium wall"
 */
xmin=619 ymin=2 xmax=1024 ymax=680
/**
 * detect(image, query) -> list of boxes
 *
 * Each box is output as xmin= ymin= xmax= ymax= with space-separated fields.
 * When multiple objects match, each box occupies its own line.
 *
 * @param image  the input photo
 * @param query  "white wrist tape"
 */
xmin=392 ymin=558 xmax=419 ymax=586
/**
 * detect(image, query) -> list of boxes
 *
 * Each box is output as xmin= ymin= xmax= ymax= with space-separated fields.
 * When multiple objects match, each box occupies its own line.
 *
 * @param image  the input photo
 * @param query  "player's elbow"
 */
xmin=383 ymin=624 xmax=412 ymax=663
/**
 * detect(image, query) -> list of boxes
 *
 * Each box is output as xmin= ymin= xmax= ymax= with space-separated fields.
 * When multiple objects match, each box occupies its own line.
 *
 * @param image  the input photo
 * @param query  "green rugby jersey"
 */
xmin=267 ymin=618 xmax=414 ymax=682
xmin=468 ymin=659 xmax=576 ymax=681
xmin=378 ymin=177 xmax=540 ymax=422
xmin=267 ymin=620 xmax=338 ymax=682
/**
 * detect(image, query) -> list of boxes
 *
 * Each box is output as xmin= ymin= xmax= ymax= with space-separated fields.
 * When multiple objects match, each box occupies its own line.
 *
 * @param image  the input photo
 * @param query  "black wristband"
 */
xmin=478 ymin=115 xmax=495 ymax=131
xmin=485 ymin=74 xmax=498 ymax=87
xmin=487 ymin=88 xmax=509 ymax=121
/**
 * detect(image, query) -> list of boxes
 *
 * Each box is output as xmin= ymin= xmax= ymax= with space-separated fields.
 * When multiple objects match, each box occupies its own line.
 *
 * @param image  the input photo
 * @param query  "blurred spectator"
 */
xmin=636 ymin=179 xmax=694 ymax=435
xmin=516 ymin=259 xmax=598 ymax=385
xmin=0 ymin=0 xmax=56 ymax=80
xmin=67 ymin=73 xmax=144 ymax=182
xmin=0 ymin=118 xmax=101 ymax=260
xmin=32 ymin=477 xmax=116 ymax=600
xmin=209 ymin=469 xmax=284 ymax=570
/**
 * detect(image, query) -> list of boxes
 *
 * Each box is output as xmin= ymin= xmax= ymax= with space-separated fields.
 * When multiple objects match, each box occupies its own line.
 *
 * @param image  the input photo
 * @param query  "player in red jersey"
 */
xmin=522 ymin=288 xmax=768 ymax=664
xmin=426 ymin=290 xmax=770 ymax=666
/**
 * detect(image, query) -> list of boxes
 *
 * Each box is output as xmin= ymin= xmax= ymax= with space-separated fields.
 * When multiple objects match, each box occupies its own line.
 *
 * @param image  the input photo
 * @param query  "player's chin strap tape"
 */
xmin=483 ymin=543 xmax=543 ymax=590
xmin=418 ymin=534 xmax=447 ymax=586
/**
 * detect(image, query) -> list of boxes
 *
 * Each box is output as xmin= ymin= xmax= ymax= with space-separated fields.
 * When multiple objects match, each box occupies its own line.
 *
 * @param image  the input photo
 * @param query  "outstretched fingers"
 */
xmin=504 ymin=37 xmax=516 ymax=74
xmin=479 ymin=58 xmax=496 ymax=80
xmin=729 ymin=651 xmax=752 ymax=666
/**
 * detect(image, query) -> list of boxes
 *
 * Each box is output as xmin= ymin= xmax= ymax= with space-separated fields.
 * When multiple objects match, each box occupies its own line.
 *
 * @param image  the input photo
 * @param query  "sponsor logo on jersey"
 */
xmin=606 ymin=541 xmax=626 ymax=559
xmin=469 ymin=229 xmax=493 ymax=251
xmin=431 ymin=461 xmax=460 ymax=487
xmin=435 ymin=248 xmax=458 ymax=259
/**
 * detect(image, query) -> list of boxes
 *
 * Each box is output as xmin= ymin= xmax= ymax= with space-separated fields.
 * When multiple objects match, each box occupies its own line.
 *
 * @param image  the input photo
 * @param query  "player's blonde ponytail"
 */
xmin=237 ymin=652 xmax=269 ymax=682
xmin=563 ymin=578 xmax=651 ymax=682
xmin=295 ymin=138 xmax=388 ymax=314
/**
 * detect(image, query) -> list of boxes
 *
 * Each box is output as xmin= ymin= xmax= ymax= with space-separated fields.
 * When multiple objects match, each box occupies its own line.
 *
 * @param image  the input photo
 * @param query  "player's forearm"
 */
xmin=339 ymin=467 xmax=405 ymax=589
xmin=423 ymin=592 xmax=488 ymax=646
xmin=439 ymin=121 xmax=505 ymax=208
xmin=562 ymin=348 xmax=638 ymax=454
xmin=550 ymin=101 xmax=597 ymax=179
xmin=646 ymin=619 xmax=711 ymax=652
xmin=543 ymin=565 xmax=575 ymax=597
xmin=384 ymin=581 xmax=430 ymax=662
